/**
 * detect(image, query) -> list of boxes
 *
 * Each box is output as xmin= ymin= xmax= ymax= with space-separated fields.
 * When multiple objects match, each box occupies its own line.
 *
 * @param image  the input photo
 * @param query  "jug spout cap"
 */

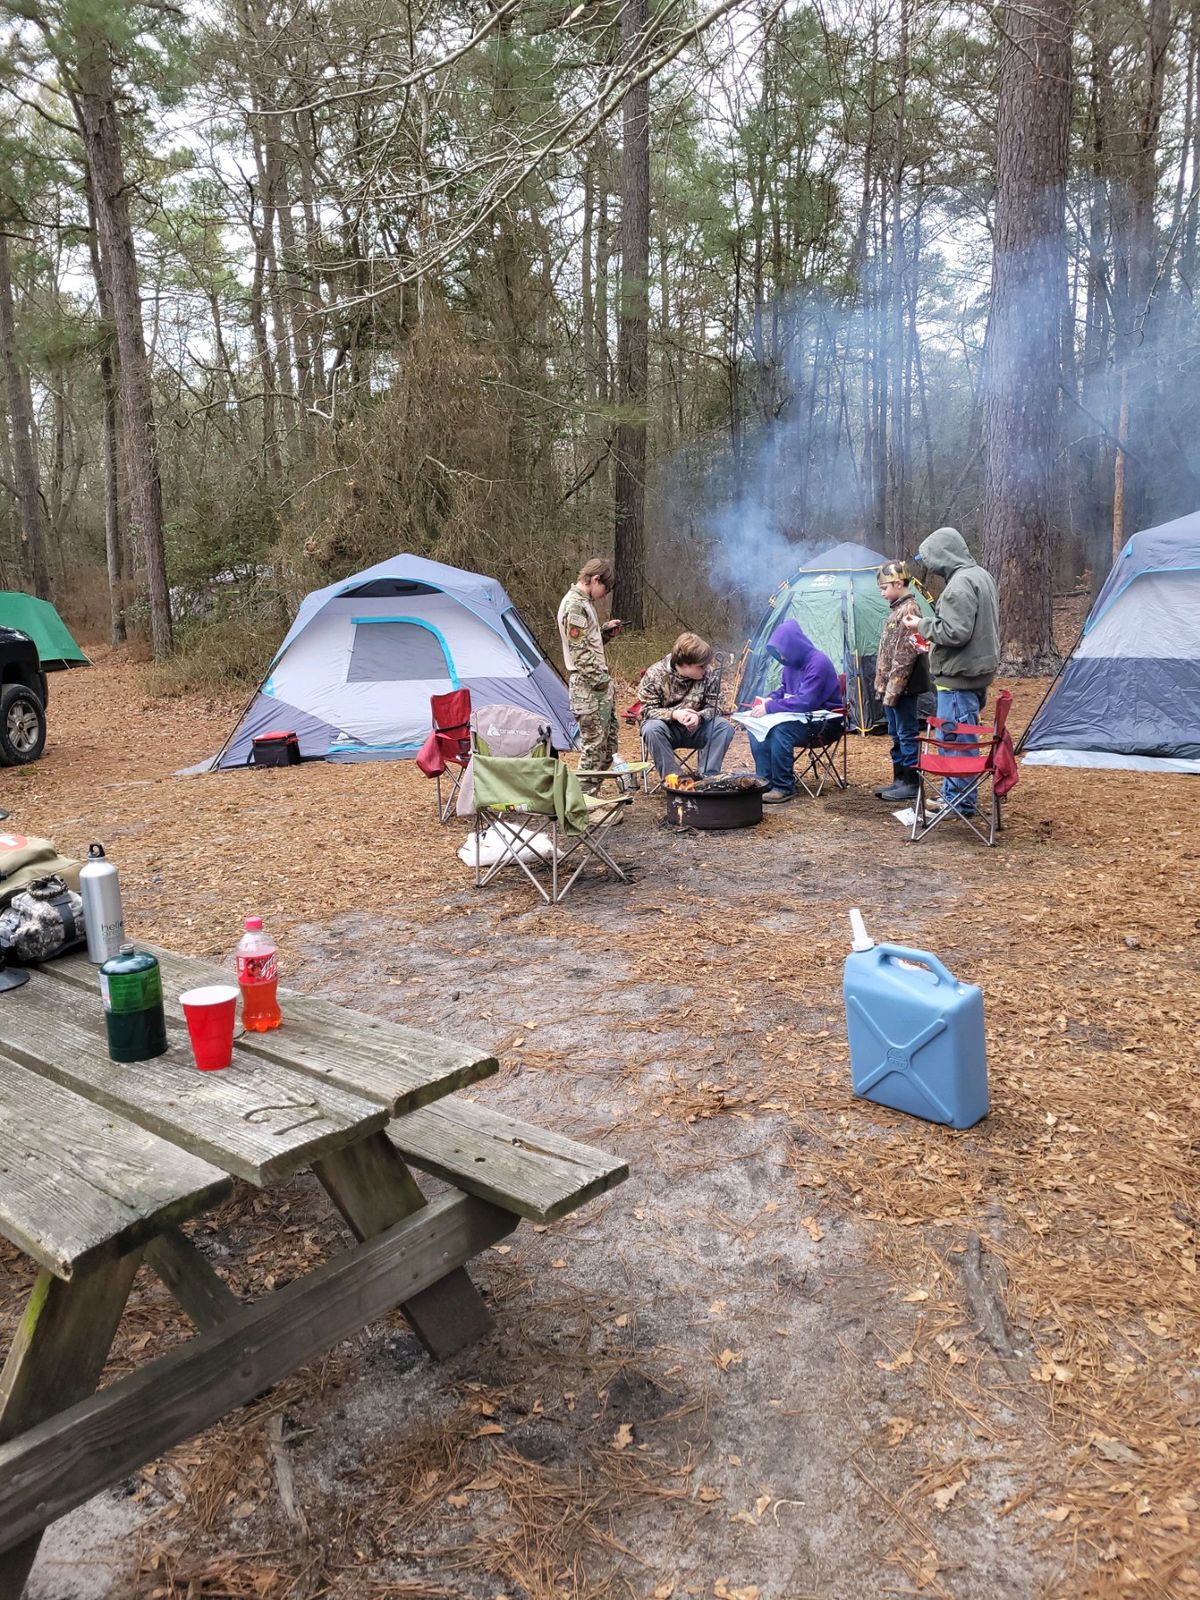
xmin=848 ymin=908 xmax=875 ymax=952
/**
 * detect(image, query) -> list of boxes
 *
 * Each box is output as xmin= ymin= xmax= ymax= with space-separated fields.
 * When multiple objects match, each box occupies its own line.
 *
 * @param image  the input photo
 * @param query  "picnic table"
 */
xmin=0 ymin=945 xmax=627 ymax=1599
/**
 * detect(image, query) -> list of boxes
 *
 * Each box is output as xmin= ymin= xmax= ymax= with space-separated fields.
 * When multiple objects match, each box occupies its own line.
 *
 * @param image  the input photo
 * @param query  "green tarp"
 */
xmin=0 ymin=592 xmax=88 ymax=670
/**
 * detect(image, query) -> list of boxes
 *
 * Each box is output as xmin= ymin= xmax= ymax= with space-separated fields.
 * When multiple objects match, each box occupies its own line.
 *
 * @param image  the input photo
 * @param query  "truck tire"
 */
xmin=0 ymin=684 xmax=46 ymax=765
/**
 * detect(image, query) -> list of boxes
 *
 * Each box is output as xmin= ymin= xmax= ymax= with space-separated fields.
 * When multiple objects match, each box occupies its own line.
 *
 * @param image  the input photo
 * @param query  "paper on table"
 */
xmin=731 ymin=708 xmax=841 ymax=742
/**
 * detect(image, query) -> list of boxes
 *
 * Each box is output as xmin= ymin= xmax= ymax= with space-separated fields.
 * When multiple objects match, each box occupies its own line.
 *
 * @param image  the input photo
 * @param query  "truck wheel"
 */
xmin=0 ymin=684 xmax=46 ymax=765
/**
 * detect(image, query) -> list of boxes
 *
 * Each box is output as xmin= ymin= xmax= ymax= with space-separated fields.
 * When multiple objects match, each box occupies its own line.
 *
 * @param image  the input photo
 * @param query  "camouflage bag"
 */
xmin=0 ymin=831 xmax=82 ymax=907
xmin=0 ymin=874 xmax=86 ymax=962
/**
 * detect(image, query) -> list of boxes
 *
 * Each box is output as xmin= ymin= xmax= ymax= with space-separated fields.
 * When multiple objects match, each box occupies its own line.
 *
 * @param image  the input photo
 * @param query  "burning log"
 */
xmin=664 ymin=772 xmax=757 ymax=794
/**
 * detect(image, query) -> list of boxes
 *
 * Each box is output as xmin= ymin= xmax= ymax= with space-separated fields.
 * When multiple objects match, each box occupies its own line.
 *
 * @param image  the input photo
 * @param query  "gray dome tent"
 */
xmin=1023 ymin=510 xmax=1200 ymax=773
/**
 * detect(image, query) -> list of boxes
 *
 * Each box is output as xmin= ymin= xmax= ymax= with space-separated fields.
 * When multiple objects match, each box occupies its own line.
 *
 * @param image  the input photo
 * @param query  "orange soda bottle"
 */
xmin=235 ymin=916 xmax=282 ymax=1031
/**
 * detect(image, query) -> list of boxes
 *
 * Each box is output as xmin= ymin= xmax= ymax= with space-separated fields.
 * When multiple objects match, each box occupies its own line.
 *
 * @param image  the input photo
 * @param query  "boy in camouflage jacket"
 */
xmin=638 ymin=633 xmax=734 ymax=779
xmin=873 ymin=562 xmax=930 ymax=803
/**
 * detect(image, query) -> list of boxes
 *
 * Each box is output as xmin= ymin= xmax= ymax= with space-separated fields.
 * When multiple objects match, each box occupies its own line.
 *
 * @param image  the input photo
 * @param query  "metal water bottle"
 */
xmin=79 ymin=843 xmax=125 ymax=964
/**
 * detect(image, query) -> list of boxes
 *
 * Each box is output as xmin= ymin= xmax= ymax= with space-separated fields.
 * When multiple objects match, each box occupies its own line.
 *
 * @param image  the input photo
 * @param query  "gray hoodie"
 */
xmin=916 ymin=527 xmax=1000 ymax=693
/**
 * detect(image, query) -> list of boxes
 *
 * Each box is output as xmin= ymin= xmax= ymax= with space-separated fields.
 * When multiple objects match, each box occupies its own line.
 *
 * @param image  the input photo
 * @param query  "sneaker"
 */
xmin=753 ymin=777 xmax=771 ymax=790
xmin=761 ymin=788 xmax=794 ymax=804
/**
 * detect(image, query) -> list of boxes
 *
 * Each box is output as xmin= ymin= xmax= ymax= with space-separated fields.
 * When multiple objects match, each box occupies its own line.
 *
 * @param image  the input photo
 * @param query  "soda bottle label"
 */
xmin=238 ymin=951 xmax=277 ymax=985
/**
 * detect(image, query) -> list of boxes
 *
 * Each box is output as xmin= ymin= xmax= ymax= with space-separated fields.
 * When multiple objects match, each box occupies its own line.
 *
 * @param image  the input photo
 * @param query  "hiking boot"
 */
xmin=878 ymin=767 xmax=919 ymax=802
xmin=761 ymin=788 xmax=794 ymax=804
xmin=753 ymin=777 xmax=771 ymax=790
xmin=873 ymin=763 xmax=903 ymax=798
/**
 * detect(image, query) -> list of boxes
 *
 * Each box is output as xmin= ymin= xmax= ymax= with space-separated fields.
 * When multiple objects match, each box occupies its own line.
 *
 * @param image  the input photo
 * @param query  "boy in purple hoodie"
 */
xmin=748 ymin=620 xmax=842 ymax=803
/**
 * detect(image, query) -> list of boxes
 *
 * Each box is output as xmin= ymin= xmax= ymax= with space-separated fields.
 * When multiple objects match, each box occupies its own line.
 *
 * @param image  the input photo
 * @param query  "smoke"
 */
xmin=656 ymin=287 xmax=939 ymax=609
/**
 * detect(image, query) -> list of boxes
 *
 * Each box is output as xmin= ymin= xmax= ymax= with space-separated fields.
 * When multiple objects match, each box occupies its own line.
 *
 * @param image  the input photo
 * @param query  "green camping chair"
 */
xmin=457 ymin=705 xmax=632 ymax=904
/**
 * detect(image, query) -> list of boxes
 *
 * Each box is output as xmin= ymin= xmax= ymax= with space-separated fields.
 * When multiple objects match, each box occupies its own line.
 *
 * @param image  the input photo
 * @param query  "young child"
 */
xmin=873 ymin=561 xmax=930 ymax=802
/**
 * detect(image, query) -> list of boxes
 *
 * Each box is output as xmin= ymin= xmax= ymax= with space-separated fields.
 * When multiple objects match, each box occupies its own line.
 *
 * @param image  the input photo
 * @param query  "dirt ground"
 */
xmin=2 ymin=650 xmax=1197 ymax=1600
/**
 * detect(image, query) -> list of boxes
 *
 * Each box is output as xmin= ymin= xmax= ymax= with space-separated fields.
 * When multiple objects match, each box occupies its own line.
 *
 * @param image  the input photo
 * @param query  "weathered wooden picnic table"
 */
xmin=0 ymin=945 xmax=627 ymax=1599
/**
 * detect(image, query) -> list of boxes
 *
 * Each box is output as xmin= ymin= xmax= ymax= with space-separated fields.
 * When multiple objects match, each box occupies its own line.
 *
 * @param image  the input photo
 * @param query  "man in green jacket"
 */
xmin=904 ymin=526 xmax=1000 ymax=816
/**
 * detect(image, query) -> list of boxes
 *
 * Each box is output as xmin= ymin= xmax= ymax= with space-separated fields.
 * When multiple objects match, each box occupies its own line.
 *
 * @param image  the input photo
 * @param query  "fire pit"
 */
xmin=663 ymin=773 xmax=763 ymax=830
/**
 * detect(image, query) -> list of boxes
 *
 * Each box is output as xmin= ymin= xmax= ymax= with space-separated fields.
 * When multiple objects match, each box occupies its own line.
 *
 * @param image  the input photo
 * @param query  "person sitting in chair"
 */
xmin=747 ymin=621 xmax=842 ymax=803
xmin=638 ymin=633 xmax=735 ymax=780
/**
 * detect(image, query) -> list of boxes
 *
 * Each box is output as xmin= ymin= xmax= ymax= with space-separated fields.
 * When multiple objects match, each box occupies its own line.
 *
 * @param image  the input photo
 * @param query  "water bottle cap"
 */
xmin=244 ymin=916 xmax=263 ymax=931
xmin=88 ymin=842 xmax=106 ymax=859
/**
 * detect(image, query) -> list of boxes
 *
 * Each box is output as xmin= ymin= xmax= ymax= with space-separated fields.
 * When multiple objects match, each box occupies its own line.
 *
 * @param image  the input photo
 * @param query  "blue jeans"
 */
xmin=750 ymin=719 xmax=828 ymax=794
xmin=936 ymin=689 xmax=983 ymax=812
xmin=885 ymin=697 xmax=920 ymax=769
xmin=642 ymin=715 xmax=735 ymax=778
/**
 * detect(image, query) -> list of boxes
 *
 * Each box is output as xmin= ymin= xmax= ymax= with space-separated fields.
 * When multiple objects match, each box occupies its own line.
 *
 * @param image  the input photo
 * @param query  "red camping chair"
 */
xmin=416 ymin=688 xmax=472 ymax=823
xmin=793 ymin=674 xmax=850 ymax=798
xmin=910 ymin=689 xmax=1014 ymax=847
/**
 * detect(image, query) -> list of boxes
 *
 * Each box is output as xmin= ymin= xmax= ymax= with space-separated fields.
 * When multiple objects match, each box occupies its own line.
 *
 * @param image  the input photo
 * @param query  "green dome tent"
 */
xmin=734 ymin=541 xmax=933 ymax=732
xmin=0 ymin=593 xmax=88 ymax=670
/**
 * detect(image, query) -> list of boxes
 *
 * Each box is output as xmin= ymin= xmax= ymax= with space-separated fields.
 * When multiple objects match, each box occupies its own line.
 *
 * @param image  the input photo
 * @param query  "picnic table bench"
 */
xmin=0 ymin=945 xmax=627 ymax=1599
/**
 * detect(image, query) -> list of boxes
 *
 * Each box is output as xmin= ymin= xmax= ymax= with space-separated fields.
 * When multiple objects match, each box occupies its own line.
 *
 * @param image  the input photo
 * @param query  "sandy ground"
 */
xmin=2 ymin=650 xmax=1197 ymax=1600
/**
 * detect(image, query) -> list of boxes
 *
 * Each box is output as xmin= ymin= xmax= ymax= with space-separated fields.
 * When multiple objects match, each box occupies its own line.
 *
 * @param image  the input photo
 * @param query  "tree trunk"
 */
xmin=612 ymin=0 xmax=649 ymax=628
xmin=84 ymin=175 xmax=126 ymax=643
xmin=0 ymin=227 xmax=50 ymax=599
xmin=982 ymin=0 xmax=1073 ymax=675
xmin=72 ymin=42 xmax=172 ymax=656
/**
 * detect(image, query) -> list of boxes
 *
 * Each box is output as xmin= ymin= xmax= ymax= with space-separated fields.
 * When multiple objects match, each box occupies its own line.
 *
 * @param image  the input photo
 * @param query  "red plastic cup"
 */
xmin=180 ymin=984 xmax=239 ymax=1071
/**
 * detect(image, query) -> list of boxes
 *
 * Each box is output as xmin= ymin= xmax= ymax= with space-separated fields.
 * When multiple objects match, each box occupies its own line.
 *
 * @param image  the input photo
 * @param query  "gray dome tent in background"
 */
xmin=1023 ymin=510 xmax=1200 ymax=773
xmin=206 ymin=554 xmax=574 ymax=770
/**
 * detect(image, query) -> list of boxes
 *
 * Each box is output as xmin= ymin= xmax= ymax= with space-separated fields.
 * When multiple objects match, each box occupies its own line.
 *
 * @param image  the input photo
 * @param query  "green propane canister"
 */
xmin=100 ymin=945 xmax=169 ymax=1062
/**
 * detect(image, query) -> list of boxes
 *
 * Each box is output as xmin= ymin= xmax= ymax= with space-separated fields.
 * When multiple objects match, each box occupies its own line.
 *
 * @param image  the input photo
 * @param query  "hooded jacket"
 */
xmin=763 ymin=620 xmax=841 ymax=715
xmin=916 ymin=527 xmax=1000 ymax=693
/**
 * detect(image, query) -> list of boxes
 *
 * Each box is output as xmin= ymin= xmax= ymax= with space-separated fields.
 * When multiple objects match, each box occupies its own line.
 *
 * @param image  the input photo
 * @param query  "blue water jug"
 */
xmin=843 ymin=911 xmax=988 ymax=1129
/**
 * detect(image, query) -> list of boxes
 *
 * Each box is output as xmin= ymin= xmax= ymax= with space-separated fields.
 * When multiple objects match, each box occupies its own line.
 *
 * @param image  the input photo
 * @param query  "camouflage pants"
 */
xmin=570 ymin=677 xmax=617 ymax=792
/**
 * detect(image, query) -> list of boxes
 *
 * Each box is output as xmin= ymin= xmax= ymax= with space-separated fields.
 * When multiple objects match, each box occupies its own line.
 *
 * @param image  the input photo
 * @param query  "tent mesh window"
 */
xmin=501 ymin=609 xmax=541 ymax=668
xmin=347 ymin=621 xmax=449 ymax=681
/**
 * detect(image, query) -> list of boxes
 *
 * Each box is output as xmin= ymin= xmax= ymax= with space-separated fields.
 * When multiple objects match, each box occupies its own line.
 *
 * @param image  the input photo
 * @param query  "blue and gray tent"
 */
xmin=1023 ymin=510 xmax=1200 ymax=773
xmin=209 ymin=554 xmax=574 ymax=768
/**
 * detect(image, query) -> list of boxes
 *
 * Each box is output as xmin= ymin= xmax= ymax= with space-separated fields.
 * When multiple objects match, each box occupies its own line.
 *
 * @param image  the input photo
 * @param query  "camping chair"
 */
xmin=792 ymin=675 xmax=850 ymax=798
xmin=460 ymin=718 xmax=632 ymax=904
xmin=416 ymin=688 xmax=473 ymax=823
xmin=910 ymin=689 xmax=1013 ymax=847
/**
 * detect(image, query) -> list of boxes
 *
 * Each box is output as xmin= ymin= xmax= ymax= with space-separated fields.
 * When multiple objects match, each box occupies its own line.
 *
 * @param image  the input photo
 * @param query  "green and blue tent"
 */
xmin=734 ymin=541 xmax=932 ymax=732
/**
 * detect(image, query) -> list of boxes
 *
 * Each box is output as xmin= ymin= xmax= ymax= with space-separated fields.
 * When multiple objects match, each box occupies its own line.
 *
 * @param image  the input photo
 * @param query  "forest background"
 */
xmin=0 ymin=0 xmax=1191 ymax=690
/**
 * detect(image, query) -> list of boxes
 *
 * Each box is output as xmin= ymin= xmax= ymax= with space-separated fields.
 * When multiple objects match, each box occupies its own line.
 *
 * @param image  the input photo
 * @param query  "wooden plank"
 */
xmin=390 ymin=1099 xmax=629 ymax=1223
xmin=43 ymin=950 xmax=498 ymax=1115
xmin=0 ymin=1057 xmax=231 ymax=1279
xmin=0 ymin=1192 xmax=516 ymax=1556
xmin=145 ymin=1231 xmax=241 ymax=1332
xmin=314 ymin=1132 xmax=491 ymax=1359
xmin=0 ymin=1250 xmax=142 ymax=1598
xmin=0 ymin=970 xmax=387 ymax=1185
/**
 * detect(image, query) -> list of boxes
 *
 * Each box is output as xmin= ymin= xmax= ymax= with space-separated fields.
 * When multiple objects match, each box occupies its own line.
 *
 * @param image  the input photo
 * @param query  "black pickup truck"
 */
xmin=0 ymin=626 xmax=48 ymax=765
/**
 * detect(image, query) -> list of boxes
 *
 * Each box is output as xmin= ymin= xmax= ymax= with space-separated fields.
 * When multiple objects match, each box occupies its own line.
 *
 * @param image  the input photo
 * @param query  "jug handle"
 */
xmin=873 ymin=944 xmax=957 ymax=987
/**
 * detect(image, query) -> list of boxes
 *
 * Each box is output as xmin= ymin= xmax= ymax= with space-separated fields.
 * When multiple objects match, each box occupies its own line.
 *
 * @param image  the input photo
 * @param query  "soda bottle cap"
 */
xmin=244 ymin=916 xmax=263 ymax=931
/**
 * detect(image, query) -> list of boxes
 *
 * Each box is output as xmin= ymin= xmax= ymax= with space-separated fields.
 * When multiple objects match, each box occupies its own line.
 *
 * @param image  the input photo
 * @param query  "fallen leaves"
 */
xmin=799 ymin=1216 xmax=824 ymax=1242
xmin=876 ymin=1350 xmax=914 ymax=1373
xmin=611 ymin=1423 xmax=634 ymax=1451
xmin=715 ymin=1348 xmax=744 ymax=1372
xmin=883 ymin=1416 xmax=915 ymax=1447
